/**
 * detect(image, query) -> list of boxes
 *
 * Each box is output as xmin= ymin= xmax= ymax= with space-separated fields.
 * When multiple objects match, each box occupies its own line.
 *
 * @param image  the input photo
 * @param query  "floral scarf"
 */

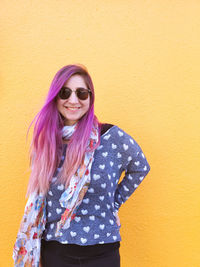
xmin=13 ymin=121 xmax=99 ymax=267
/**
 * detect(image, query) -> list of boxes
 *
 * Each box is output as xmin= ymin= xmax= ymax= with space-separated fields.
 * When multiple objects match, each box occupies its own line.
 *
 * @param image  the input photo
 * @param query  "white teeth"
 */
xmin=66 ymin=107 xmax=79 ymax=110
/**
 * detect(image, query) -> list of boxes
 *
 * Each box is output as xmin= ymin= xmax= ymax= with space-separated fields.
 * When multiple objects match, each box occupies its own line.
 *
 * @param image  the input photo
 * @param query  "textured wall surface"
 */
xmin=0 ymin=1 xmax=200 ymax=266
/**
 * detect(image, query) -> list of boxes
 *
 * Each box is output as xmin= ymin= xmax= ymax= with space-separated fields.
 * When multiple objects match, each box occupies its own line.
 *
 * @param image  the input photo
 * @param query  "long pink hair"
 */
xmin=26 ymin=64 xmax=101 ymax=196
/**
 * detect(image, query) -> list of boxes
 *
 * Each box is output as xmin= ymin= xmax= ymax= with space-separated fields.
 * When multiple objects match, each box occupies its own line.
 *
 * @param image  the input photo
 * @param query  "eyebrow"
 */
xmin=62 ymin=86 xmax=89 ymax=90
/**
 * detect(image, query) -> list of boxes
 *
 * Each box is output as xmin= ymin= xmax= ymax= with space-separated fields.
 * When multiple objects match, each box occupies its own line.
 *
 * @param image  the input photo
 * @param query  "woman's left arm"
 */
xmin=114 ymin=134 xmax=151 ymax=211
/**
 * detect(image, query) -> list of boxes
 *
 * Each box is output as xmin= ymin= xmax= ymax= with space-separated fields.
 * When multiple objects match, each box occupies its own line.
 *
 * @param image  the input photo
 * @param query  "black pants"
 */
xmin=41 ymin=239 xmax=120 ymax=267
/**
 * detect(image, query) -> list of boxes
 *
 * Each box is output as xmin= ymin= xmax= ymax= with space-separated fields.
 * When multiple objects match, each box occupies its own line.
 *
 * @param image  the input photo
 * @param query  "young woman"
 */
xmin=13 ymin=64 xmax=151 ymax=267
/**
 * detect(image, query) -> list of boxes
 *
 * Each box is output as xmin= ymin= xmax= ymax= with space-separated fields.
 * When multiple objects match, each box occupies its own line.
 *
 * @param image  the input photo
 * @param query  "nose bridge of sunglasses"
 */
xmin=68 ymin=90 xmax=80 ymax=101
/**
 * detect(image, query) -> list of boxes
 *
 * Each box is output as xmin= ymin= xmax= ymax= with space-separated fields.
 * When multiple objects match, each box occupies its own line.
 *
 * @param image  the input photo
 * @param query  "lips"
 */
xmin=65 ymin=107 xmax=80 ymax=110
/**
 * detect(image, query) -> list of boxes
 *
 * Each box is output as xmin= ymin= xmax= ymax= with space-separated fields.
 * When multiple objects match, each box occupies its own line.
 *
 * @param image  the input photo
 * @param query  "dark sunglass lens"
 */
xmin=77 ymin=89 xmax=90 ymax=100
xmin=59 ymin=88 xmax=71 ymax=99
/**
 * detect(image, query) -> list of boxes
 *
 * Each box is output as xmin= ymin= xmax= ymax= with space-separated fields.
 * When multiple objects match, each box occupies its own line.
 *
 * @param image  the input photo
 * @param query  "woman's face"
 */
xmin=56 ymin=74 xmax=90 ymax=126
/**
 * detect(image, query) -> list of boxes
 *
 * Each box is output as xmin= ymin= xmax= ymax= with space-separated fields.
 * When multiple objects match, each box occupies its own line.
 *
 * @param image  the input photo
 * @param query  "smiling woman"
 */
xmin=56 ymin=74 xmax=91 ymax=126
xmin=13 ymin=64 xmax=151 ymax=267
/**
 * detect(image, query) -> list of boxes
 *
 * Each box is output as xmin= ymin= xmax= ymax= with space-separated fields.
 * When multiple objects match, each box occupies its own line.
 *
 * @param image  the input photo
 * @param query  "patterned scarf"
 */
xmin=13 ymin=121 xmax=99 ymax=267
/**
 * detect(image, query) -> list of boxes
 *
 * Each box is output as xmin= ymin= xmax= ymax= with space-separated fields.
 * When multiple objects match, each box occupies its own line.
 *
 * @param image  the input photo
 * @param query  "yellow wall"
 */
xmin=0 ymin=1 xmax=199 ymax=266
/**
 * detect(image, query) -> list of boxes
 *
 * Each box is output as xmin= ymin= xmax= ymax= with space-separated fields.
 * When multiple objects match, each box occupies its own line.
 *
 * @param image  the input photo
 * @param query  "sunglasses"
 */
xmin=58 ymin=87 xmax=92 ymax=100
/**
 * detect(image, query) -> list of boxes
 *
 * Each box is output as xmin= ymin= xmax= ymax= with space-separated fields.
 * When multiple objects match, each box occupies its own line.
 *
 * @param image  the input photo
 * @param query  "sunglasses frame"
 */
xmin=58 ymin=87 xmax=92 ymax=100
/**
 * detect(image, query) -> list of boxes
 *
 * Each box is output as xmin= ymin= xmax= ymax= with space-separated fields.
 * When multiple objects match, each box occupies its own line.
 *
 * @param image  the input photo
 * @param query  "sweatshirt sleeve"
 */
xmin=114 ymin=130 xmax=151 ymax=211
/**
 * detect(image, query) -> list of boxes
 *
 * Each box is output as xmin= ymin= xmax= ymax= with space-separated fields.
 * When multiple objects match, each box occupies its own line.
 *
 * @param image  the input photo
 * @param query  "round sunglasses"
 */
xmin=58 ymin=87 xmax=92 ymax=100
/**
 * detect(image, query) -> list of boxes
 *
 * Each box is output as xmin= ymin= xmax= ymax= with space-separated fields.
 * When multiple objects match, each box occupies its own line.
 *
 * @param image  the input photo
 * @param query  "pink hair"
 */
xmin=26 ymin=64 xmax=101 ymax=196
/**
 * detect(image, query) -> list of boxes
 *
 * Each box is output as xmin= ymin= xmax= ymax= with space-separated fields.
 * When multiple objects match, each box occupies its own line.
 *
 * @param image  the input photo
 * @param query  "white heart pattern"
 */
xmin=83 ymin=198 xmax=89 ymax=204
xmin=48 ymin=201 xmax=52 ymax=207
xmin=99 ymin=196 xmax=104 ymax=201
xmin=56 ymin=208 xmax=62 ymax=214
xmin=117 ymin=152 xmax=122 ymax=158
xmin=93 ymin=174 xmax=100 ymax=180
xmin=101 ymin=212 xmax=106 ymax=217
xmin=88 ymin=188 xmax=94 ymax=193
xmin=123 ymin=144 xmax=129 ymax=151
xmin=139 ymin=176 xmax=144 ymax=181
xmin=143 ymin=165 xmax=147 ymax=171
xmin=95 ymin=205 xmax=100 ymax=210
xmin=81 ymin=209 xmax=88 ymax=215
xmin=110 ymin=161 xmax=114 ymax=167
xmin=99 ymin=224 xmax=105 ymax=230
xmin=118 ymin=131 xmax=123 ymax=137
xmin=112 ymin=143 xmax=117 ymax=149
xmin=57 ymin=184 xmax=64 ymax=190
xmin=102 ymin=152 xmax=108 ymax=157
xmin=99 ymin=164 xmax=105 ymax=170
xmin=94 ymin=234 xmax=99 ymax=239
xmin=123 ymin=185 xmax=129 ymax=192
xmin=83 ymin=226 xmax=90 ymax=233
xmin=47 ymin=234 xmax=52 ymax=239
xmin=89 ymin=215 xmax=95 ymax=221
xmin=128 ymin=174 xmax=133 ymax=180
xmin=70 ymin=231 xmax=77 ymax=237
xmin=74 ymin=217 xmax=81 ymax=223
xmin=103 ymin=134 xmax=111 ymax=140
xmin=81 ymin=238 xmax=87 ymax=244
xmin=101 ymin=183 xmax=106 ymax=188
xmin=48 ymin=191 xmax=53 ymax=196
xmin=134 ymin=161 xmax=140 ymax=166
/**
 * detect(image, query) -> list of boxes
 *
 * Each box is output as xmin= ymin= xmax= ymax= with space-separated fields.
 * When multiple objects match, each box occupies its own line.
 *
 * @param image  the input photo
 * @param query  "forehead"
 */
xmin=63 ymin=74 xmax=87 ymax=88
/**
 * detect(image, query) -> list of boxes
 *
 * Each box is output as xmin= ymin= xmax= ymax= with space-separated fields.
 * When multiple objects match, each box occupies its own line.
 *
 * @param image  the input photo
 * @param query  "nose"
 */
xmin=67 ymin=91 xmax=79 ymax=104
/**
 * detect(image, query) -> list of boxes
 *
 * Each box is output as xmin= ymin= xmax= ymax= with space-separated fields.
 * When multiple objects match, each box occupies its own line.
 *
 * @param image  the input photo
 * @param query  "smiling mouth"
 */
xmin=65 ymin=107 xmax=80 ymax=110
